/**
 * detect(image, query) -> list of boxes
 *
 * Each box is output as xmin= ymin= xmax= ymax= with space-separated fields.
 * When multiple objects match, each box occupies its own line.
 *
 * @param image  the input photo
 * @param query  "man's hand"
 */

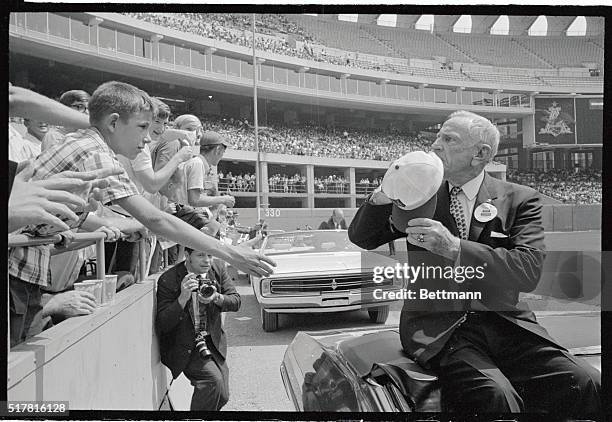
xmin=55 ymin=230 xmax=77 ymax=249
xmin=43 ymin=290 xmax=97 ymax=318
xmin=197 ymin=285 xmax=219 ymax=305
xmin=239 ymin=234 xmax=263 ymax=249
xmin=164 ymin=202 xmax=178 ymax=214
xmin=219 ymin=195 xmax=236 ymax=208
xmin=369 ymin=186 xmax=392 ymax=205
xmin=405 ymin=218 xmax=461 ymax=261
xmin=96 ymin=225 xmax=122 ymax=242
xmin=178 ymin=273 xmax=199 ymax=308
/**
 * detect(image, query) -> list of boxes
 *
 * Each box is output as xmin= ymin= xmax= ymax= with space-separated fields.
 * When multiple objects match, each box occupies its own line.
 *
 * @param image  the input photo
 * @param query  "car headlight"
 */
xmin=261 ymin=278 xmax=271 ymax=295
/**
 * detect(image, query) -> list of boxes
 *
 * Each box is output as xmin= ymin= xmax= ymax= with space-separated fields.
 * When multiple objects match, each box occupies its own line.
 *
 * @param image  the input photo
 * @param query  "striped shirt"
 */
xmin=9 ymin=127 xmax=140 ymax=286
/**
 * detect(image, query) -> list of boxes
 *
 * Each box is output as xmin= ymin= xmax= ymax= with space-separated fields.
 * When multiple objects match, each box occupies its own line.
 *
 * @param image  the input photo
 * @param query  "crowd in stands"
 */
xmin=218 ymin=172 xmax=256 ymax=192
xmin=268 ymin=173 xmax=307 ymax=193
xmin=122 ymin=13 xmax=603 ymax=82
xmin=199 ymin=113 xmax=432 ymax=161
xmin=356 ymin=177 xmax=382 ymax=195
xmin=123 ymin=13 xmax=426 ymax=74
xmin=507 ymin=168 xmax=602 ymax=204
xmin=124 ymin=12 xmax=315 ymax=60
xmin=314 ymin=175 xmax=350 ymax=194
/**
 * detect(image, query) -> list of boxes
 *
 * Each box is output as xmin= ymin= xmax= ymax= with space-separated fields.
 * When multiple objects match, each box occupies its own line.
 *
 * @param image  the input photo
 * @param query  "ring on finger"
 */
xmin=417 ymin=233 xmax=425 ymax=243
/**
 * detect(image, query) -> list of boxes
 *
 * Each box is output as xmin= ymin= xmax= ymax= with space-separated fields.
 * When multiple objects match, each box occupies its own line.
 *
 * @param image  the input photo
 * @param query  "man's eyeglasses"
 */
xmin=70 ymin=103 xmax=88 ymax=113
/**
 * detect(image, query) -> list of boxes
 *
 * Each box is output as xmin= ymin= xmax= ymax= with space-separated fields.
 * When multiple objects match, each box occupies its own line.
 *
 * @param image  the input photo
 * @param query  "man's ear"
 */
xmin=474 ymin=144 xmax=492 ymax=162
xmin=103 ymin=113 xmax=120 ymax=133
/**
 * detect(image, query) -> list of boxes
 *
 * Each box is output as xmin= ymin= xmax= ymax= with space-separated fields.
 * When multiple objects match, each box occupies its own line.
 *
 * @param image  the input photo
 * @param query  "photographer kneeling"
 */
xmin=156 ymin=246 xmax=240 ymax=411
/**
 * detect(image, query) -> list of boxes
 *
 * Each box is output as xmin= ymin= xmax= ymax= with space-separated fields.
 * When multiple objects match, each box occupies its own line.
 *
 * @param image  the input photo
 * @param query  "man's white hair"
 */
xmin=448 ymin=110 xmax=500 ymax=161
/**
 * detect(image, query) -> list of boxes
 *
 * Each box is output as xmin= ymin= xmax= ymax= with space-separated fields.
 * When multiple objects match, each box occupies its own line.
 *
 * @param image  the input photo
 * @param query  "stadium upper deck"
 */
xmin=117 ymin=13 xmax=603 ymax=91
xmin=123 ymin=13 xmax=603 ymax=71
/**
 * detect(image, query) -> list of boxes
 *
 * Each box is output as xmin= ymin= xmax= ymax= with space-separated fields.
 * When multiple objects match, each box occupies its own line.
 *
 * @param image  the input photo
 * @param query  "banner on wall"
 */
xmin=534 ymin=97 xmax=576 ymax=145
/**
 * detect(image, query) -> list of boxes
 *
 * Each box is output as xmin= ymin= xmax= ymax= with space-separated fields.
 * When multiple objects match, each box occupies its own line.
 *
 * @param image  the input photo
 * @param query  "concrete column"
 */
xmin=341 ymin=73 xmax=350 ymax=94
xmin=554 ymin=150 xmax=566 ymax=170
xmin=456 ymin=86 xmax=465 ymax=105
xmin=88 ymin=16 xmax=103 ymax=47
xmin=349 ymin=167 xmax=356 ymax=208
xmin=518 ymin=146 xmax=530 ymax=171
xmin=306 ymin=164 xmax=315 ymax=208
xmin=522 ymin=114 xmax=536 ymax=148
xmin=592 ymin=149 xmax=602 ymax=170
xmin=150 ymin=34 xmax=163 ymax=63
xmin=259 ymin=161 xmax=268 ymax=210
xmin=203 ymin=46 xmax=217 ymax=72
xmin=298 ymin=66 xmax=309 ymax=89
xmin=419 ymin=83 xmax=428 ymax=102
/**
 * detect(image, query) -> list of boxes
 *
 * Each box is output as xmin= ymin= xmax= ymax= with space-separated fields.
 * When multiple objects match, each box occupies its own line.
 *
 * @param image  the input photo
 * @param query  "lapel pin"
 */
xmin=474 ymin=201 xmax=497 ymax=223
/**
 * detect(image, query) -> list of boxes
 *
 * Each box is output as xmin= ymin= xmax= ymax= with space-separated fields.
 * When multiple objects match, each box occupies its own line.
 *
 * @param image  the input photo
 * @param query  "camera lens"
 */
xmin=201 ymin=284 xmax=215 ymax=298
xmin=195 ymin=331 xmax=212 ymax=358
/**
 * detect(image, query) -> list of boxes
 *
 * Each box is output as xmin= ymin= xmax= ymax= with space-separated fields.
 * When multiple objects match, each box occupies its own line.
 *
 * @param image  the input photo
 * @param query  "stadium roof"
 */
xmin=311 ymin=14 xmax=604 ymax=36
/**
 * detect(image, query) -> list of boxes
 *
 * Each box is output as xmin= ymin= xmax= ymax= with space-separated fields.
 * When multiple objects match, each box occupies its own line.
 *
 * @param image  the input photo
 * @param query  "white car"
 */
xmin=251 ymin=230 xmax=405 ymax=332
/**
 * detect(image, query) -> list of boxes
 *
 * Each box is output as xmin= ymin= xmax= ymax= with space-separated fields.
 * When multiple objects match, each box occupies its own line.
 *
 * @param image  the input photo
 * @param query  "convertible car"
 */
xmin=251 ymin=230 xmax=405 ymax=332
xmin=280 ymin=312 xmax=601 ymax=412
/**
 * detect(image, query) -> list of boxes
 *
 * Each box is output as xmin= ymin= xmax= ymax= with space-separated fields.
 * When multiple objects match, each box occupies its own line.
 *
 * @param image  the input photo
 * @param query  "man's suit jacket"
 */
xmin=318 ymin=218 xmax=347 ymax=230
xmin=349 ymin=173 xmax=560 ymax=366
xmin=156 ymin=260 xmax=241 ymax=379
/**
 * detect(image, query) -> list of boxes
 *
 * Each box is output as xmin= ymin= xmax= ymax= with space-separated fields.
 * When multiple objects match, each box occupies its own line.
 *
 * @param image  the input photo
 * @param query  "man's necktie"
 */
xmin=450 ymin=186 xmax=468 ymax=240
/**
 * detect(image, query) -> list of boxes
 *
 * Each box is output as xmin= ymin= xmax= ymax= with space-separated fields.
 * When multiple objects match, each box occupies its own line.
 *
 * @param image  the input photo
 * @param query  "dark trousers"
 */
xmin=9 ymin=275 xmax=44 ymax=348
xmin=183 ymin=351 xmax=229 ymax=411
xmin=430 ymin=312 xmax=601 ymax=415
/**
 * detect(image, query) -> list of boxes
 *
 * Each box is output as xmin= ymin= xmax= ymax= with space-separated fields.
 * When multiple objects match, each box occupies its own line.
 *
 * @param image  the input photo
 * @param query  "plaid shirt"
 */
xmin=9 ymin=128 xmax=140 ymax=286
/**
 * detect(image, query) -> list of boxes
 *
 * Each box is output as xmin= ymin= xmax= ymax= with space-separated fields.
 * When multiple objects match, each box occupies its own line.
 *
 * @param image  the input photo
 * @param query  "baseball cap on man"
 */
xmin=381 ymin=151 xmax=444 ymax=232
xmin=200 ymin=130 xmax=230 ymax=148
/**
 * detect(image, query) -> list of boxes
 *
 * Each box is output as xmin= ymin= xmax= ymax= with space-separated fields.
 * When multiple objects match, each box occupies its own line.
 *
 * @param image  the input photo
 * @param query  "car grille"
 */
xmin=270 ymin=273 xmax=393 ymax=294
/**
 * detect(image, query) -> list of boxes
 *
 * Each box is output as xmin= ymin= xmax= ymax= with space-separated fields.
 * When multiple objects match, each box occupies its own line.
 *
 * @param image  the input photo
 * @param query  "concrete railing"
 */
xmin=8 ymin=233 xmax=168 ymax=410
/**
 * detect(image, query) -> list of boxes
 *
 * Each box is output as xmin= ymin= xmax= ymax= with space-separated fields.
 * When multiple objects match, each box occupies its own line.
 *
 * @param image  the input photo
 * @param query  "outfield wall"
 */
xmin=234 ymin=204 xmax=601 ymax=233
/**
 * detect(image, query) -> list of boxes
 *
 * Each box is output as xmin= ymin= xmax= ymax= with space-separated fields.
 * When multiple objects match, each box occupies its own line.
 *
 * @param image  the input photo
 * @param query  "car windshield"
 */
xmin=261 ymin=230 xmax=362 ymax=255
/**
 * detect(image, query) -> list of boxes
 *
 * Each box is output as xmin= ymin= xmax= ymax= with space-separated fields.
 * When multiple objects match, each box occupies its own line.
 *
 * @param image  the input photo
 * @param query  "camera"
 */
xmin=194 ymin=330 xmax=212 ymax=358
xmin=196 ymin=274 xmax=215 ymax=298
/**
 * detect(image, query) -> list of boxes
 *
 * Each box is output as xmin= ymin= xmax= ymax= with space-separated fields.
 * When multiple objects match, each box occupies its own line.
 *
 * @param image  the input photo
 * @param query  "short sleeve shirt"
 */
xmin=41 ymin=126 xmax=71 ymax=152
xmin=9 ymin=124 xmax=41 ymax=163
xmin=9 ymin=127 xmax=140 ymax=286
xmin=115 ymin=144 xmax=152 ymax=196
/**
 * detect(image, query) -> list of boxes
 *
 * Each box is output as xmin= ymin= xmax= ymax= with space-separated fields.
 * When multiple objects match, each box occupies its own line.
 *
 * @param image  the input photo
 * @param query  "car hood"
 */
xmin=267 ymin=251 xmax=396 ymax=278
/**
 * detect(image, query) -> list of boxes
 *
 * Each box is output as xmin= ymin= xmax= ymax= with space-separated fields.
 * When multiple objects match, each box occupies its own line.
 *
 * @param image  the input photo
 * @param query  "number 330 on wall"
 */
xmin=264 ymin=208 xmax=280 ymax=217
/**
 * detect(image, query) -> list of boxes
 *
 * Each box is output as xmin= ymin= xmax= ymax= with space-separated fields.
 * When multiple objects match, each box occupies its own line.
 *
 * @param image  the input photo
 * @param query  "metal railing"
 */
xmin=8 ymin=232 xmax=149 ymax=282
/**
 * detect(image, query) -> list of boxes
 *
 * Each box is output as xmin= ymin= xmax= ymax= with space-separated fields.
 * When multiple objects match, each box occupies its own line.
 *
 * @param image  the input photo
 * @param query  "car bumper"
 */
xmin=259 ymin=289 xmax=397 ymax=313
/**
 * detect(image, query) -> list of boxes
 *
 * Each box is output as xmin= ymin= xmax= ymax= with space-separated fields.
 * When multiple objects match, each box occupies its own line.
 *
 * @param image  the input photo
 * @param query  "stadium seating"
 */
xmin=507 ymin=169 xmax=601 ymax=204
xmin=369 ymin=26 xmax=470 ymax=62
xmin=516 ymin=36 xmax=604 ymax=68
xmin=122 ymin=13 xmax=603 ymax=82
xmin=438 ymin=33 xmax=549 ymax=68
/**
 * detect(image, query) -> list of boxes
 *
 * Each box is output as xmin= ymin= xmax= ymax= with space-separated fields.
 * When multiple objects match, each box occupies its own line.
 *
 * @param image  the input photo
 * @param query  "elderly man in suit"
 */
xmin=318 ymin=208 xmax=347 ymax=230
xmin=348 ymin=110 xmax=600 ymax=416
xmin=156 ymin=246 xmax=240 ymax=410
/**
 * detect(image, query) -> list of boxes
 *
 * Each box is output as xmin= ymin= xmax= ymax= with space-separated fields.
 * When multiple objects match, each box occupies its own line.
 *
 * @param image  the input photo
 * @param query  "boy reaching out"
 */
xmin=25 ymin=81 xmax=275 ymax=278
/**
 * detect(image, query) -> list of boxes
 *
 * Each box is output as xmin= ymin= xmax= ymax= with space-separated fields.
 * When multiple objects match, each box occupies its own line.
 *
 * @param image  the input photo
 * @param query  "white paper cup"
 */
xmin=102 ymin=275 xmax=118 ymax=306
xmin=74 ymin=279 xmax=103 ymax=306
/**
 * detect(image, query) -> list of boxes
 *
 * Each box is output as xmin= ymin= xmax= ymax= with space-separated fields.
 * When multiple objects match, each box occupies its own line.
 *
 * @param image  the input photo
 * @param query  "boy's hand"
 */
xmin=226 ymin=246 xmax=276 ymax=278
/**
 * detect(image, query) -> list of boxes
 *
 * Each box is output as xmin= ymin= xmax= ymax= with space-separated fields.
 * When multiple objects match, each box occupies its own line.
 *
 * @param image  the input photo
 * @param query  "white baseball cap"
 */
xmin=381 ymin=151 xmax=444 ymax=231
